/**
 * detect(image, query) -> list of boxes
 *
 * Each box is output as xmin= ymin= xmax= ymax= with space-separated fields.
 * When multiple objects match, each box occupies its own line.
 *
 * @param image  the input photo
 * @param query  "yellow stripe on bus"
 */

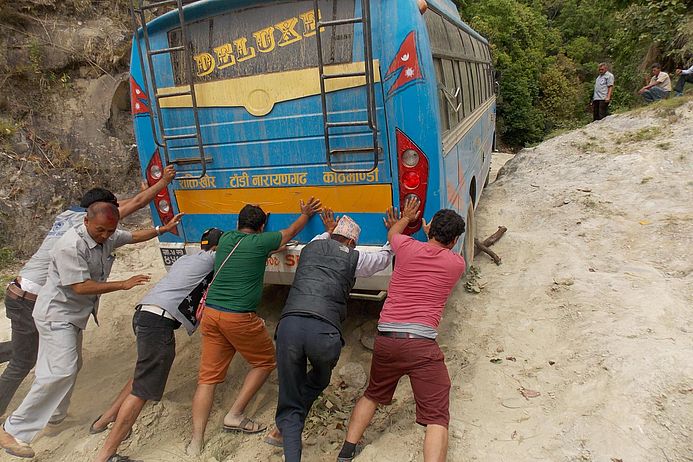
xmin=158 ymin=61 xmax=381 ymax=117
xmin=174 ymin=184 xmax=393 ymax=214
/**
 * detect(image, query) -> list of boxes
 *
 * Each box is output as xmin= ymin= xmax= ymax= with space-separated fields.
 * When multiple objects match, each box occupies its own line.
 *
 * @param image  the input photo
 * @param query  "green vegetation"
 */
xmin=456 ymin=0 xmax=692 ymax=147
xmin=615 ymin=126 xmax=664 ymax=144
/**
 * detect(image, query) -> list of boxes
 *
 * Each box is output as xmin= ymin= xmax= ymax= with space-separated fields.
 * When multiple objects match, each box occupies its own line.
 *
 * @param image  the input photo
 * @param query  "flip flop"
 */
xmin=89 ymin=416 xmax=132 ymax=440
xmin=263 ymin=434 xmax=283 ymax=448
xmin=222 ymin=417 xmax=266 ymax=434
xmin=89 ymin=415 xmax=108 ymax=434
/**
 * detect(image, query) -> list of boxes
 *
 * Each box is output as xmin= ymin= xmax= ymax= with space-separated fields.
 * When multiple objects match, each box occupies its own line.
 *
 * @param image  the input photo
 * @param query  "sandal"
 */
xmin=89 ymin=415 xmax=108 ymax=434
xmin=263 ymin=433 xmax=283 ymax=448
xmin=89 ymin=416 xmax=132 ymax=440
xmin=107 ymin=454 xmax=142 ymax=462
xmin=222 ymin=417 xmax=266 ymax=434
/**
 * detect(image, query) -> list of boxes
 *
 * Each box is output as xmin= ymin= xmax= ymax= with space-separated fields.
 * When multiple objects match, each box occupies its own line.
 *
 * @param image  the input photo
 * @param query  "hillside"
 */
xmin=1 ymin=99 xmax=690 ymax=462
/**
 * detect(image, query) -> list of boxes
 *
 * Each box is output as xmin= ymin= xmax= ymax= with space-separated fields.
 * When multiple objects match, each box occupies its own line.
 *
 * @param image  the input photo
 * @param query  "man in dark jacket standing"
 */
xmin=267 ymin=207 xmax=396 ymax=462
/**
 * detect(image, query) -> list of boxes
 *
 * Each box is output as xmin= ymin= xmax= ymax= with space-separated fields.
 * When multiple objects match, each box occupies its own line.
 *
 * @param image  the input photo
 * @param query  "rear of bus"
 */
xmin=131 ymin=0 xmax=411 ymax=291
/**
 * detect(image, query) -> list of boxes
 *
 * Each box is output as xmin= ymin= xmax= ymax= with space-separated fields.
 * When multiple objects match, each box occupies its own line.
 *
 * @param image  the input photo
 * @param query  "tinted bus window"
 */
xmin=442 ymin=58 xmax=457 ymax=128
xmin=461 ymin=32 xmax=473 ymax=60
xmin=424 ymin=10 xmax=449 ymax=56
xmin=452 ymin=59 xmax=465 ymax=118
xmin=433 ymin=57 xmax=449 ymax=132
xmin=169 ymin=0 xmax=355 ymax=84
xmin=459 ymin=61 xmax=472 ymax=116
xmin=444 ymin=21 xmax=464 ymax=58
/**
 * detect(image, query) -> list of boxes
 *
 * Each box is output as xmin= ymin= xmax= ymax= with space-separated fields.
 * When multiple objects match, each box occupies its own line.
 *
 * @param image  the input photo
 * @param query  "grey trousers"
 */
xmin=4 ymin=319 xmax=83 ymax=443
xmin=0 ymin=295 xmax=39 ymax=415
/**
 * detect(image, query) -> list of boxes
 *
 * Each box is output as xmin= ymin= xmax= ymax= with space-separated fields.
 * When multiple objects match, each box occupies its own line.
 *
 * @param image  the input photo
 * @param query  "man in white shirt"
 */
xmin=639 ymin=63 xmax=672 ymax=103
xmin=591 ymin=63 xmax=614 ymax=121
xmin=674 ymin=63 xmax=693 ymax=96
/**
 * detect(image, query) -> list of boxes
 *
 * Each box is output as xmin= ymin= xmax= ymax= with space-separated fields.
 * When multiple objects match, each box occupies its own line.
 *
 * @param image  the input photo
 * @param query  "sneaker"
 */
xmin=0 ymin=426 xmax=35 ymax=459
xmin=337 ymin=443 xmax=363 ymax=461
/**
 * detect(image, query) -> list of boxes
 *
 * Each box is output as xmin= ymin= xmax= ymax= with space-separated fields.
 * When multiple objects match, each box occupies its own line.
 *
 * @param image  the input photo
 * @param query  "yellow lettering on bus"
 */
xmin=275 ymin=17 xmax=302 ymax=47
xmin=253 ymin=26 xmax=277 ymax=53
xmin=193 ymin=52 xmax=216 ymax=76
xmin=233 ymin=37 xmax=257 ymax=62
xmin=299 ymin=10 xmax=319 ymax=37
xmin=213 ymin=43 xmax=236 ymax=70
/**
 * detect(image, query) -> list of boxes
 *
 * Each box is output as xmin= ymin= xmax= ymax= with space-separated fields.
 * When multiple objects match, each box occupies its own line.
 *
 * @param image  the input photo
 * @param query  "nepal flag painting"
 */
xmin=385 ymin=31 xmax=424 ymax=96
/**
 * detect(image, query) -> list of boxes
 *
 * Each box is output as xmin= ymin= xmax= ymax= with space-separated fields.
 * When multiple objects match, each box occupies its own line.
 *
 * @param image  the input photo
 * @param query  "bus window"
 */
xmin=433 ymin=57 xmax=449 ymax=132
xmin=477 ymin=63 xmax=485 ymax=102
xmin=467 ymin=61 xmax=477 ymax=111
xmin=461 ymin=32 xmax=473 ymax=61
xmin=457 ymin=29 xmax=467 ymax=56
xmin=442 ymin=58 xmax=457 ymax=128
xmin=444 ymin=21 xmax=464 ymax=59
xmin=460 ymin=61 xmax=472 ymax=116
xmin=424 ymin=10 xmax=449 ymax=56
xmin=169 ymin=0 xmax=356 ymax=85
xmin=453 ymin=59 xmax=465 ymax=119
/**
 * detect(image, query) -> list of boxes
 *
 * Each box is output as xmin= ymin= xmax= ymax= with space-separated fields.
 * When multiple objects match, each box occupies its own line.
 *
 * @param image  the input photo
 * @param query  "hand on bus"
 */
xmin=321 ymin=208 xmax=339 ymax=233
xmin=421 ymin=218 xmax=431 ymax=238
xmin=383 ymin=206 xmax=400 ymax=230
xmin=162 ymin=165 xmax=176 ymax=184
xmin=299 ymin=197 xmax=322 ymax=217
xmin=162 ymin=213 xmax=185 ymax=233
xmin=401 ymin=196 xmax=421 ymax=223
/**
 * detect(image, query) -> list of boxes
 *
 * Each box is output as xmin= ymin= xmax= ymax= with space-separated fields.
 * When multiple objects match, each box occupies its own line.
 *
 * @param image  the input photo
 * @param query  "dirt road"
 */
xmin=1 ymin=100 xmax=691 ymax=462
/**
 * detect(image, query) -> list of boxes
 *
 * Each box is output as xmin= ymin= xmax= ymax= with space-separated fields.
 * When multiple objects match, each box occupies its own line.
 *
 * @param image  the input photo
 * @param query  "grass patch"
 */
xmin=0 ymin=118 xmax=16 ymax=139
xmin=571 ymin=140 xmax=607 ymax=153
xmin=656 ymin=142 xmax=672 ymax=150
xmin=641 ymin=176 xmax=653 ymax=184
xmin=615 ymin=126 xmax=664 ymax=145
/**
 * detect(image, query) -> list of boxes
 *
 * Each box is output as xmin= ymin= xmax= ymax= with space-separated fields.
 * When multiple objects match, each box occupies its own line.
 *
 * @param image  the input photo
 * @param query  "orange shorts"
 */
xmin=198 ymin=307 xmax=276 ymax=385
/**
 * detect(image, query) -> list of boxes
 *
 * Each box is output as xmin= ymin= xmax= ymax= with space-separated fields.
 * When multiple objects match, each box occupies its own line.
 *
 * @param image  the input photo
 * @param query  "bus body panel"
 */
xmin=131 ymin=0 xmax=496 ymax=285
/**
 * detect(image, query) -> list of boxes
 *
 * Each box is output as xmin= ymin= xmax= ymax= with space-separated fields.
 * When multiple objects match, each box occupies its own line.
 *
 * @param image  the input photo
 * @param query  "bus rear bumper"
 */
xmin=163 ymin=242 xmax=392 ymax=291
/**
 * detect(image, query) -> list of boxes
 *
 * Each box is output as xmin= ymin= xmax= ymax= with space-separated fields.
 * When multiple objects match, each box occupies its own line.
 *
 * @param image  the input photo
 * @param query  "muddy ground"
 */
xmin=1 ymin=99 xmax=692 ymax=462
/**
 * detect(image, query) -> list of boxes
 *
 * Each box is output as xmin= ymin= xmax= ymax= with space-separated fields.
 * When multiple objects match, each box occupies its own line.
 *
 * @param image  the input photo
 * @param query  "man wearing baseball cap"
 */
xmin=266 ymin=207 xmax=398 ymax=462
xmin=92 ymin=228 xmax=223 ymax=462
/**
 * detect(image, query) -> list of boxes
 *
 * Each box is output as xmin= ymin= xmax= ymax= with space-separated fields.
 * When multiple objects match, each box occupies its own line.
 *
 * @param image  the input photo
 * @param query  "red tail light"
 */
xmin=146 ymin=149 xmax=177 ymax=234
xmin=396 ymin=129 xmax=428 ymax=234
xmin=130 ymin=77 xmax=150 ymax=115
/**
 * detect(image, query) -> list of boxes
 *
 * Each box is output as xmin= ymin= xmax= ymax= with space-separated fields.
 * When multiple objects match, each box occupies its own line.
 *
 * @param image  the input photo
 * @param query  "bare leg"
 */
xmin=92 ymin=379 xmax=133 ymax=432
xmin=222 ymin=367 xmax=273 ymax=429
xmin=345 ymin=396 xmax=378 ymax=444
xmin=94 ymin=394 xmax=146 ymax=462
xmin=187 ymin=383 xmax=216 ymax=456
xmin=422 ymin=424 xmax=448 ymax=462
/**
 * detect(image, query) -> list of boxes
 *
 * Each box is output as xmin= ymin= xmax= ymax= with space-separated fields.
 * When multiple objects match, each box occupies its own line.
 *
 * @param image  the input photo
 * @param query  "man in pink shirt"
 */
xmin=337 ymin=197 xmax=466 ymax=462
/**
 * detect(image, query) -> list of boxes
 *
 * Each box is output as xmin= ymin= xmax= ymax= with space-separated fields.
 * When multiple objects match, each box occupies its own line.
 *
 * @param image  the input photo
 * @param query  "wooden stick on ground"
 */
xmin=474 ymin=238 xmax=502 ymax=265
xmin=474 ymin=226 xmax=507 ymax=264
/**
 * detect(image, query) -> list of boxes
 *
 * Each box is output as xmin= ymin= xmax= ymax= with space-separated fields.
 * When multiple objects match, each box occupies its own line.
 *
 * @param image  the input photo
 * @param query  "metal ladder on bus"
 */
xmin=129 ymin=0 xmax=207 ymax=179
xmin=313 ymin=0 xmax=380 ymax=173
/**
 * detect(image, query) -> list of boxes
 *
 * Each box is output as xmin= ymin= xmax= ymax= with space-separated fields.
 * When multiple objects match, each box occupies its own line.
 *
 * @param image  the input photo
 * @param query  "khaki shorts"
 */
xmin=198 ymin=307 xmax=276 ymax=385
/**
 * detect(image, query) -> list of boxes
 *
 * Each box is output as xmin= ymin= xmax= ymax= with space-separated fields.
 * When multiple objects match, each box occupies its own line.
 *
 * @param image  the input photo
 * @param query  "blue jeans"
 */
xmin=642 ymin=86 xmax=670 ymax=103
xmin=275 ymin=315 xmax=342 ymax=462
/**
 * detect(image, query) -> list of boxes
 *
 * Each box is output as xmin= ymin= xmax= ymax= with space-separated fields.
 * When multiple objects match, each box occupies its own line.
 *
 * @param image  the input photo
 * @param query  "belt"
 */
xmin=5 ymin=279 xmax=38 ymax=302
xmin=378 ymin=331 xmax=434 ymax=341
xmin=137 ymin=304 xmax=176 ymax=321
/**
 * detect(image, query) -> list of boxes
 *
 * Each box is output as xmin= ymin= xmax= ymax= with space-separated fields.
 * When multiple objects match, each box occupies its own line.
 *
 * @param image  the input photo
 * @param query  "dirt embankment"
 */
xmin=0 ymin=0 xmax=141 ymax=256
xmin=1 ymin=103 xmax=691 ymax=461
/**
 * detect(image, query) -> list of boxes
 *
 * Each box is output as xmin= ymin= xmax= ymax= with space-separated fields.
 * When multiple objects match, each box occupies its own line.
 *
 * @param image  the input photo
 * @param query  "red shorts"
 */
xmin=364 ymin=334 xmax=451 ymax=427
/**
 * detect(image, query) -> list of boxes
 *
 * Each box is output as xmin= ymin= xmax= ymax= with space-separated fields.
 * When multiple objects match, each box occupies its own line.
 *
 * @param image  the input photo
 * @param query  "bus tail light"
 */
xmin=145 ymin=149 xmax=177 ymax=234
xmin=396 ymin=129 xmax=428 ymax=234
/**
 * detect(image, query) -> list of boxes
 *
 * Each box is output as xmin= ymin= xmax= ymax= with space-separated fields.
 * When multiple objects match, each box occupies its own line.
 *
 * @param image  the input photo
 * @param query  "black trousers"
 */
xmin=275 ymin=315 xmax=342 ymax=462
xmin=674 ymin=74 xmax=693 ymax=94
xmin=593 ymin=100 xmax=609 ymax=121
xmin=0 ymin=294 xmax=38 ymax=415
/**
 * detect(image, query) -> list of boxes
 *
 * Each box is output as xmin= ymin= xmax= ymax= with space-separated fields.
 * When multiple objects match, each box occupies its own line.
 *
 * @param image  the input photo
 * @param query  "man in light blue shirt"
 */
xmin=674 ymin=63 xmax=693 ymax=96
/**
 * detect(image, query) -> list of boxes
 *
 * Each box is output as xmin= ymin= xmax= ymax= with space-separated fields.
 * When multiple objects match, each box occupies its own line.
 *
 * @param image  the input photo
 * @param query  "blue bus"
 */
xmin=129 ymin=0 xmax=495 ymax=292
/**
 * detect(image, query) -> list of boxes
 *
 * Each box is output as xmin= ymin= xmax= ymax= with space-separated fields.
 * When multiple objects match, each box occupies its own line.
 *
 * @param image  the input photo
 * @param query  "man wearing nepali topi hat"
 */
xmin=265 ymin=207 xmax=399 ymax=462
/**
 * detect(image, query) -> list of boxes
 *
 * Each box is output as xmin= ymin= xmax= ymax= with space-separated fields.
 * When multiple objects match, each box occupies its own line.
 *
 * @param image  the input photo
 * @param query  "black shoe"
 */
xmin=107 ymin=454 xmax=143 ymax=462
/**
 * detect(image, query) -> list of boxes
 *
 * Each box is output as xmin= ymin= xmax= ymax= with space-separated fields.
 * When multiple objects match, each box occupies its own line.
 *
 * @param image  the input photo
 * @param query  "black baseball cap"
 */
xmin=200 ymin=228 xmax=223 ymax=248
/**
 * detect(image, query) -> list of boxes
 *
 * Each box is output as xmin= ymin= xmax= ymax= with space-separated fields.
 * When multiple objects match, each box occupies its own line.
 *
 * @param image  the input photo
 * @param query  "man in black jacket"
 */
xmin=266 ymin=207 xmax=398 ymax=462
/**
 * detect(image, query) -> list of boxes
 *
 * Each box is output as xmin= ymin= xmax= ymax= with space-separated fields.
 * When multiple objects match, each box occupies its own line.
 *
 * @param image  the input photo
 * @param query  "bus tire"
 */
xmin=484 ymin=165 xmax=491 ymax=188
xmin=462 ymin=203 xmax=476 ymax=270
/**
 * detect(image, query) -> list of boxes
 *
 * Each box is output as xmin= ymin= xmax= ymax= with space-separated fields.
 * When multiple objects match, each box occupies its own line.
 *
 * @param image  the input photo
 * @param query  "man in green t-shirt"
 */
xmin=187 ymin=197 xmax=321 ymax=456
